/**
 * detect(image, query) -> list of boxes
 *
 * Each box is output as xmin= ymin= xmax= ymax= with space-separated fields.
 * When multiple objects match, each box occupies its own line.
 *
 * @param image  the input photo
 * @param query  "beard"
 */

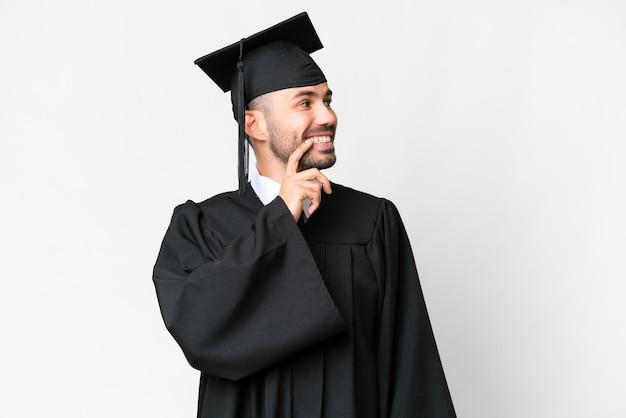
xmin=266 ymin=117 xmax=337 ymax=171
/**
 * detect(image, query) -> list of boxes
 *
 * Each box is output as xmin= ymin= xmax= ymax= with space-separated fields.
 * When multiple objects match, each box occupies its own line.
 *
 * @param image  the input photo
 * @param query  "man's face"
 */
xmin=263 ymin=82 xmax=337 ymax=171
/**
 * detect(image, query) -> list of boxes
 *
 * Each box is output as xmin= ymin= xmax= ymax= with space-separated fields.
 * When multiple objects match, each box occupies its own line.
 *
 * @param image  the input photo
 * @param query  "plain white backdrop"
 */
xmin=1 ymin=1 xmax=625 ymax=417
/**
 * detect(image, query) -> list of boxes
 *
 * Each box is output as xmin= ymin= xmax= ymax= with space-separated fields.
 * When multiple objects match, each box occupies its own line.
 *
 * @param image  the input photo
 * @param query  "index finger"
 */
xmin=285 ymin=139 xmax=313 ymax=174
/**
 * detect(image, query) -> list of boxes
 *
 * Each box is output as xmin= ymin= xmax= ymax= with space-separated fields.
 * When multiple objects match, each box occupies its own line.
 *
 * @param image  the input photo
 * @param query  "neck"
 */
xmin=255 ymin=158 xmax=287 ymax=184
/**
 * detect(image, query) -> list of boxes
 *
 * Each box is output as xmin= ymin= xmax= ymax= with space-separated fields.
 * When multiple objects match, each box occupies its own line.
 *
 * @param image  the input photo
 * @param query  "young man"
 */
xmin=153 ymin=12 xmax=456 ymax=418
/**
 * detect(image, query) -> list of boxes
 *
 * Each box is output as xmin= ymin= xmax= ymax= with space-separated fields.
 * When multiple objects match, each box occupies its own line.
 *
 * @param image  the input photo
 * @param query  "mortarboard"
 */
xmin=194 ymin=12 xmax=327 ymax=194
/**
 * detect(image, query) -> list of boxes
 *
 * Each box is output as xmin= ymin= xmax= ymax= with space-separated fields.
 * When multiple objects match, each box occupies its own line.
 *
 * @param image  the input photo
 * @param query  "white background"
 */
xmin=1 ymin=1 xmax=625 ymax=417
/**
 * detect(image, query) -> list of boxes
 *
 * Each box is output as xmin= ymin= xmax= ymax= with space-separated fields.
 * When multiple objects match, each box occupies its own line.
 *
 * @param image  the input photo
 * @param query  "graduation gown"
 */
xmin=153 ymin=183 xmax=456 ymax=418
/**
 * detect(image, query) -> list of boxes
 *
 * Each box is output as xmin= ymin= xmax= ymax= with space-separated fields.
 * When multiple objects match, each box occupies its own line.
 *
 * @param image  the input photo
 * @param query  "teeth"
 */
xmin=310 ymin=136 xmax=331 ymax=143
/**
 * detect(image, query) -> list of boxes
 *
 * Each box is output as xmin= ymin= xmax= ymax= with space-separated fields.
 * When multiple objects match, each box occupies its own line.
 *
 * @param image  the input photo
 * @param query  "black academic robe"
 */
xmin=153 ymin=183 xmax=456 ymax=418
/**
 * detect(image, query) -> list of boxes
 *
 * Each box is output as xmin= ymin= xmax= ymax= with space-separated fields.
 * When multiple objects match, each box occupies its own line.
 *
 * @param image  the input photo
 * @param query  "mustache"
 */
xmin=302 ymin=125 xmax=336 ymax=139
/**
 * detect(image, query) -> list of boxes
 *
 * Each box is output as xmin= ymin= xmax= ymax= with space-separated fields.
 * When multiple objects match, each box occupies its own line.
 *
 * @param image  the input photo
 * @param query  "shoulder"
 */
xmin=328 ymin=183 xmax=400 ymax=218
xmin=172 ymin=188 xmax=260 ymax=216
xmin=330 ymin=183 xmax=383 ymax=206
xmin=168 ymin=189 xmax=262 ymax=238
xmin=168 ymin=190 xmax=237 ymax=222
xmin=306 ymin=183 xmax=402 ymax=244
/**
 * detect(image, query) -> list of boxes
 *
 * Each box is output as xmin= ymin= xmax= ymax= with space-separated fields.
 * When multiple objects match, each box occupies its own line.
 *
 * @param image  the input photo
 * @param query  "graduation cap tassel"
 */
xmin=237 ymin=38 xmax=248 ymax=195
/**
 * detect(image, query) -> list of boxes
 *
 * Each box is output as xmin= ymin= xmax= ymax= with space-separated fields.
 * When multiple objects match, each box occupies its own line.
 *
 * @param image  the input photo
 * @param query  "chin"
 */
xmin=300 ymin=154 xmax=336 ymax=171
xmin=317 ymin=157 xmax=336 ymax=170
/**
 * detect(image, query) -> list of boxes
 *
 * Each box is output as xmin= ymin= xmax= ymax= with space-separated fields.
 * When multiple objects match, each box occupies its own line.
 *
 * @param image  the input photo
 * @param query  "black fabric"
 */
xmin=194 ymin=12 xmax=323 ymax=94
xmin=153 ymin=184 xmax=457 ymax=418
xmin=228 ymin=40 xmax=326 ymax=118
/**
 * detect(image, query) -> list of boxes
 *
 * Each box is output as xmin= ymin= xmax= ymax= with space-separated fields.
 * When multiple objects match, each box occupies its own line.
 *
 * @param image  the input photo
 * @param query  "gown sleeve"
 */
xmin=152 ymin=197 xmax=346 ymax=381
xmin=373 ymin=201 xmax=457 ymax=418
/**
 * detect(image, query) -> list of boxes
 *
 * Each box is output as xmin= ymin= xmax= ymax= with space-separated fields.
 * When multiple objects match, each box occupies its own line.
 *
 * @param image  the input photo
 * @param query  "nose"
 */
xmin=314 ymin=102 xmax=337 ymax=127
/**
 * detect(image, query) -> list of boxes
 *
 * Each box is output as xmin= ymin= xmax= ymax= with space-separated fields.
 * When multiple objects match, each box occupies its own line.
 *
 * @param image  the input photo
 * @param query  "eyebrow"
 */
xmin=290 ymin=88 xmax=333 ymax=101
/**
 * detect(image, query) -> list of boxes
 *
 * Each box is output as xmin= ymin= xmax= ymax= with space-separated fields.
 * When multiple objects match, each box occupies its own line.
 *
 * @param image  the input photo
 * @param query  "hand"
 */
xmin=278 ymin=139 xmax=332 ymax=221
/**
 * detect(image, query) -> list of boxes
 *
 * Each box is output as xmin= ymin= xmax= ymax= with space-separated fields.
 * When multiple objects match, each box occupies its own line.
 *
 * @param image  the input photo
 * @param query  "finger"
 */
xmin=303 ymin=180 xmax=327 ymax=215
xmin=310 ymin=171 xmax=332 ymax=195
xmin=285 ymin=139 xmax=313 ymax=174
xmin=295 ymin=168 xmax=332 ymax=196
xmin=307 ymin=199 xmax=319 ymax=215
xmin=307 ymin=191 xmax=322 ymax=215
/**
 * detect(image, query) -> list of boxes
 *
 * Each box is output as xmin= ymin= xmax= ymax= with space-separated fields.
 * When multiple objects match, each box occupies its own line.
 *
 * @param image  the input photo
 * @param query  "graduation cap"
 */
xmin=194 ymin=12 xmax=327 ymax=194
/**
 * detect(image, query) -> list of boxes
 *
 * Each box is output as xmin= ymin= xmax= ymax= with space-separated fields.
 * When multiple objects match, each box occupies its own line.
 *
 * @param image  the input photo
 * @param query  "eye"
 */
xmin=298 ymin=101 xmax=311 ymax=108
xmin=324 ymin=99 xmax=332 ymax=107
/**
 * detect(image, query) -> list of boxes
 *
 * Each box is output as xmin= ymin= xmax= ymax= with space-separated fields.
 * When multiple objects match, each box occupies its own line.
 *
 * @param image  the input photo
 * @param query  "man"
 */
xmin=153 ymin=12 xmax=456 ymax=418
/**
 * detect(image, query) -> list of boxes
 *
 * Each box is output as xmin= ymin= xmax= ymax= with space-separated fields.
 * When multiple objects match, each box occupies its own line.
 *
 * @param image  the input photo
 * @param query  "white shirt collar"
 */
xmin=249 ymin=165 xmax=311 ymax=219
xmin=250 ymin=165 xmax=281 ymax=206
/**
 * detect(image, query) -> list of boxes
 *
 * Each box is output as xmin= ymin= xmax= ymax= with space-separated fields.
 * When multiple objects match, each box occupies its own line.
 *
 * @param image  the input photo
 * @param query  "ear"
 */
xmin=244 ymin=110 xmax=268 ymax=142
